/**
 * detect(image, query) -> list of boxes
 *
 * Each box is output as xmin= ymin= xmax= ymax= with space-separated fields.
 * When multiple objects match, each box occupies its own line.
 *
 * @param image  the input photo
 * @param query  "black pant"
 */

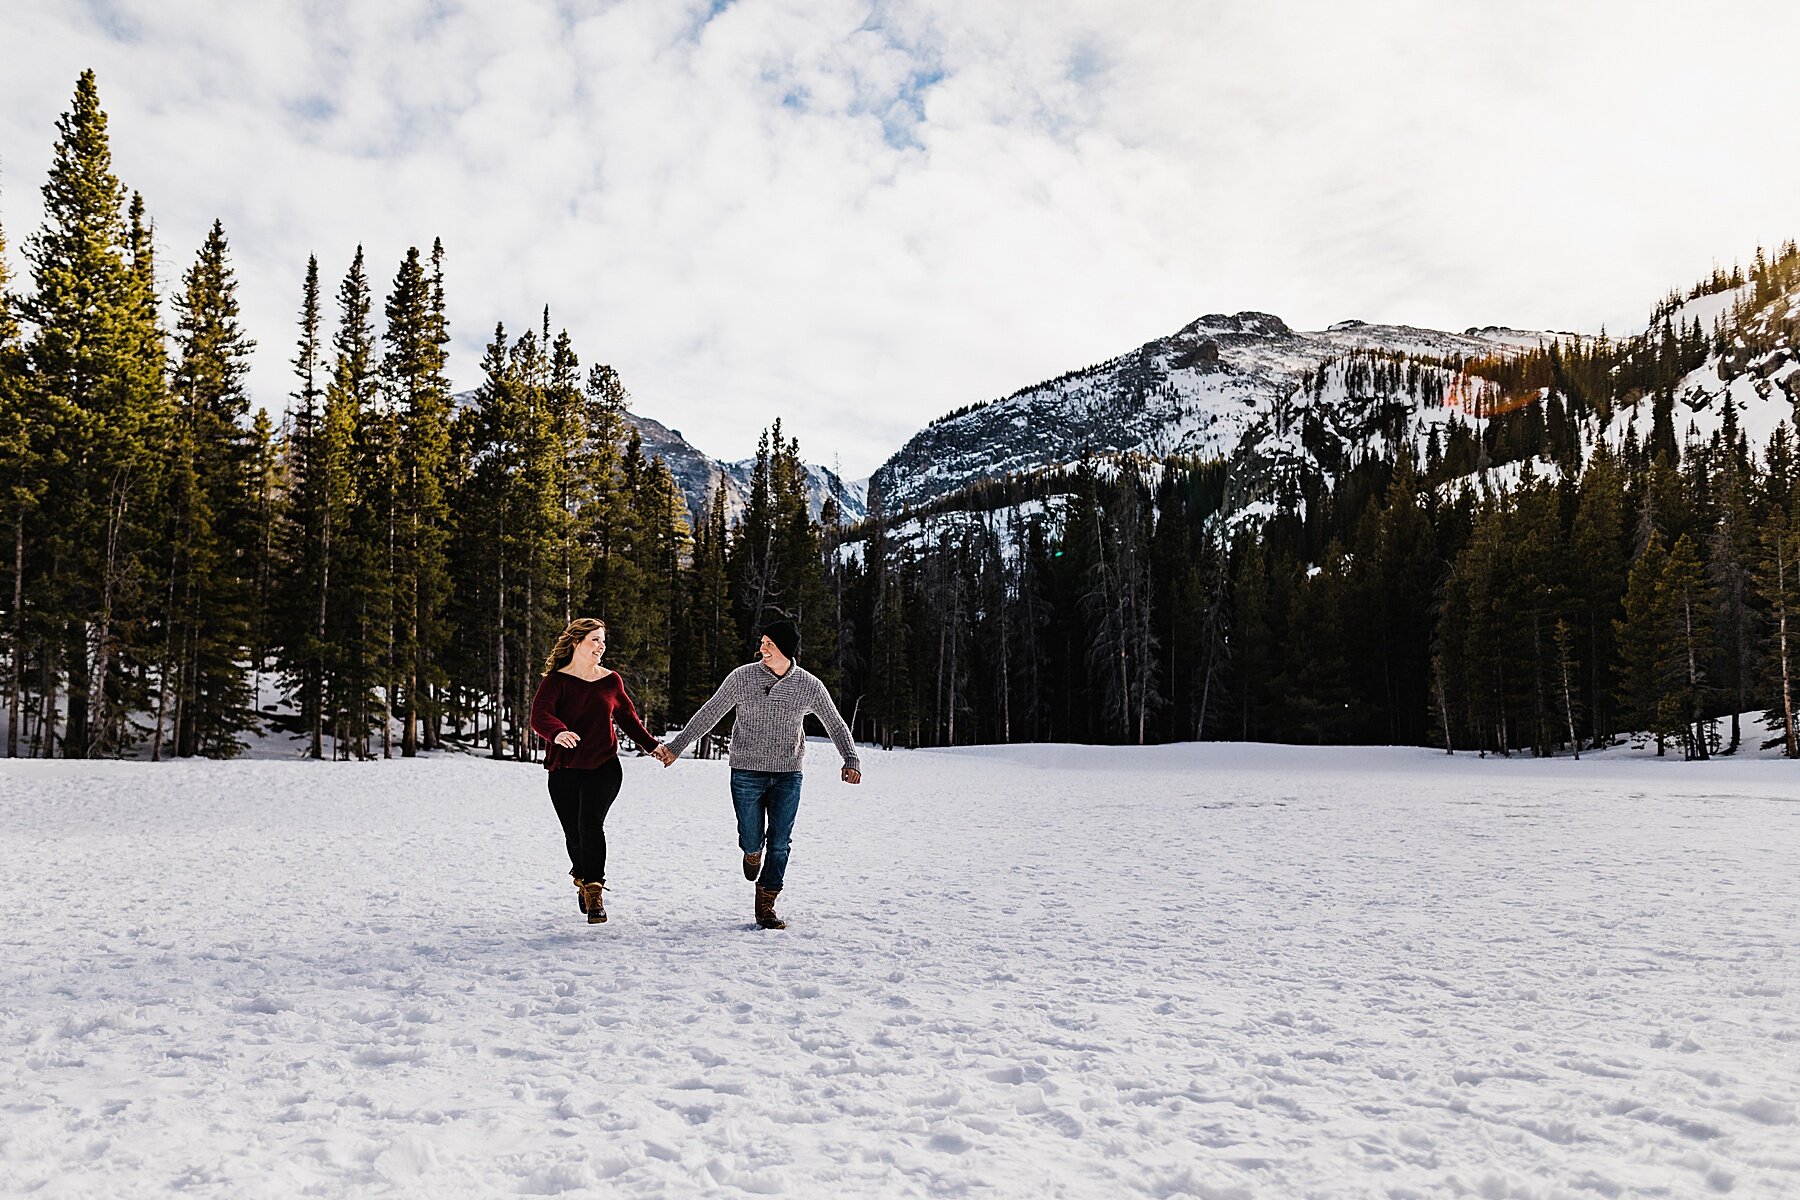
xmin=548 ymin=759 xmax=623 ymax=883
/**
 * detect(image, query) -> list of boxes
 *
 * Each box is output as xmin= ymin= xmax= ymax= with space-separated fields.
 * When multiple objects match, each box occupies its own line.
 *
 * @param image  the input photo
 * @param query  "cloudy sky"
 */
xmin=4 ymin=0 xmax=1798 ymax=477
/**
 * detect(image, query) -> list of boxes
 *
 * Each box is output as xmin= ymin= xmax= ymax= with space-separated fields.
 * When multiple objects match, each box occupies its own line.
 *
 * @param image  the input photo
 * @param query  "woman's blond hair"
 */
xmin=542 ymin=617 xmax=607 ymax=676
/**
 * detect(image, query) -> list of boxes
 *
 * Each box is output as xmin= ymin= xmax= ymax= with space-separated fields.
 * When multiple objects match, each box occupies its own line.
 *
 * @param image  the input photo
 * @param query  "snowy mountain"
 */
xmin=866 ymin=282 xmax=1800 ymax=532
xmin=622 ymin=411 xmax=866 ymax=527
xmin=621 ymin=408 xmax=733 ymax=523
xmin=867 ymin=311 xmax=1556 ymax=516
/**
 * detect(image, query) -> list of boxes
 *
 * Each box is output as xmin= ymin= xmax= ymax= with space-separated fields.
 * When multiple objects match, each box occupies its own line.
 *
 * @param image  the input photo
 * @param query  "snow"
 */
xmin=1593 ymin=357 xmax=1796 ymax=462
xmin=1655 ymin=285 xmax=1752 ymax=338
xmin=840 ymin=495 xmax=1074 ymax=567
xmin=1431 ymin=457 xmax=1559 ymax=501
xmin=4 ymin=742 xmax=1798 ymax=1198
xmin=1311 ymin=322 xmax=1555 ymax=361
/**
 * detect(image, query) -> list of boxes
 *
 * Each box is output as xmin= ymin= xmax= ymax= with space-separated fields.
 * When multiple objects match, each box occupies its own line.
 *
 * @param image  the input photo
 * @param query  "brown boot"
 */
xmin=754 ymin=886 xmax=785 ymax=930
xmin=742 ymin=851 xmax=762 ymax=881
xmin=572 ymin=874 xmax=588 ymax=914
xmin=583 ymin=881 xmax=607 ymax=924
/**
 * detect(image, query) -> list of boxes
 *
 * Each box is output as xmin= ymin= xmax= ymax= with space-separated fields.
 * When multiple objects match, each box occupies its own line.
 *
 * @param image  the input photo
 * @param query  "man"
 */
xmin=656 ymin=618 xmax=862 ymax=929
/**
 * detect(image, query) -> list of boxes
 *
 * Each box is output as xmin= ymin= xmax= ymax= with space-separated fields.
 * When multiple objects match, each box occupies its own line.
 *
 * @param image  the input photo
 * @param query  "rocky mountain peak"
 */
xmin=1179 ymin=311 xmax=1294 ymax=340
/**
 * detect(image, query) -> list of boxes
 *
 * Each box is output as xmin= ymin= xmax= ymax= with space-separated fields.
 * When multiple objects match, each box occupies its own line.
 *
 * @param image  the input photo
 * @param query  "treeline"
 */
xmin=0 ymin=73 xmax=844 ymax=761
xmin=832 ymin=418 xmax=1800 ymax=759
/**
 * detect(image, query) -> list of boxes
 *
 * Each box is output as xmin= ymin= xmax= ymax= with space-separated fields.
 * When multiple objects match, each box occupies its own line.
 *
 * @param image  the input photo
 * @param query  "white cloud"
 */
xmin=3 ymin=0 xmax=1799 ymax=476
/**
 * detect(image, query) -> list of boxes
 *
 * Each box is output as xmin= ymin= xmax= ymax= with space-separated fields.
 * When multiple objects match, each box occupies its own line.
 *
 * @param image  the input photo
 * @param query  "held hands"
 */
xmin=652 ymin=744 xmax=677 ymax=767
xmin=842 ymin=767 xmax=861 ymax=785
xmin=554 ymin=730 xmax=581 ymax=749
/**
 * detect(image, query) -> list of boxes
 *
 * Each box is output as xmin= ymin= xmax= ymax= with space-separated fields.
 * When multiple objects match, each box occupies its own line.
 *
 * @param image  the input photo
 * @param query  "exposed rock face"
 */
xmin=625 ymin=409 xmax=733 ymax=523
xmin=867 ymin=311 xmax=1548 ymax=514
xmin=625 ymin=411 xmax=867 ymax=527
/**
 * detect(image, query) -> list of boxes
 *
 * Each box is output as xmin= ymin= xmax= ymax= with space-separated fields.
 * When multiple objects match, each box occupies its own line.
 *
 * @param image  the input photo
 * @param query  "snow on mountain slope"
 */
xmin=1654 ymin=281 xmax=1752 ymax=338
xmin=3 ymin=745 xmax=1796 ymax=1197
xmin=869 ymin=312 xmax=1562 ymax=515
xmin=1596 ymin=354 xmax=1796 ymax=466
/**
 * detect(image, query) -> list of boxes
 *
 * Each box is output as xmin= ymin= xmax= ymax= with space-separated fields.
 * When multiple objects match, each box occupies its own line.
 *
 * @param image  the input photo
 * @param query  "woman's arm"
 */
xmin=610 ymin=676 xmax=661 ymax=754
xmin=529 ymin=674 xmax=570 ymax=742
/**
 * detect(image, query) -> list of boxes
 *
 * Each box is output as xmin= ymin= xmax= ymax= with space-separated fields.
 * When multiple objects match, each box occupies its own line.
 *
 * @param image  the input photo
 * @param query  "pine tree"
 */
xmin=1654 ymin=534 xmax=1713 ymax=759
xmin=1230 ymin=539 xmax=1278 ymax=741
xmin=162 ymin=219 xmax=259 ymax=757
xmin=248 ymin=406 xmax=279 ymax=685
xmin=453 ymin=324 xmax=522 ymax=758
xmin=1753 ymin=508 xmax=1800 ymax=757
xmin=1079 ymin=470 xmax=1159 ymax=743
xmin=1447 ymin=498 xmax=1515 ymax=754
xmin=593 ymin=427 xmax=684 ymax=727
xmin=380 ymin=244 xmax=454 ymax=756
xmin=1570 ymin=443 xmax=1629 ymax=746
xmin=770 ymin=429 xmax=836 ymax=686
xmin=1277 ymin=542 xmax=1355 ymax=744
xmin=1615 ymin=534 xmax=1669 ymax=752
xmin=1509 ymin=474 xmax=1574 ymax=756
xmin=1366 ymin=455 xmax=1438 ymax=744
xmin=626 ymin=455 xmax=690 ymax=729
xmin=1553 ymin=618 xmax=1581 ymax=759
xmin=865 ymin=483 xmax=914 ymax=749
xmin=545 ymin=325 xmax=588 ymax=625
xmin=675 ymin=484 xmax=737 ymax=754
xmin=451 ymin=322 xmax=565 ymax=760
xmin=328 ymin=247 xmax=386 ymax=757
xmin=579 ymin=362 xmax=628 ymax=621
xmin=730 ymin=427 xmax=779 ymax=654
xmin=1707 ymin=463 xmax=1757 ymax=754
xmin=276 ymin=255 xmax=329 ymax=757
xmin=22 ymin=71 xmax=169 ymax=757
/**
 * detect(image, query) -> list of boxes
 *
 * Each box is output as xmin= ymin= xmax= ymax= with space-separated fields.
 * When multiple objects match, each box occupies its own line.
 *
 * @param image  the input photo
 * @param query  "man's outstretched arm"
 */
xmin=811 ymin=678 xmax=862 ymax=783
xmin=660 ymin=673 xmax=745 ymax=763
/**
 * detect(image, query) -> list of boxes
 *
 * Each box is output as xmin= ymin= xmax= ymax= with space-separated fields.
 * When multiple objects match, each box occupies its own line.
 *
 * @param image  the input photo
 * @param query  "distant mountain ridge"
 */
xmin=624 ymin=409 xmax=866 ymax=527
xmin=867 ymin=311 xmax=1553 ymax=515
xmin=450 ymin=389 xmax=866 ymax=528
xmin=845 ymin=254 xmax=1800 ymax=558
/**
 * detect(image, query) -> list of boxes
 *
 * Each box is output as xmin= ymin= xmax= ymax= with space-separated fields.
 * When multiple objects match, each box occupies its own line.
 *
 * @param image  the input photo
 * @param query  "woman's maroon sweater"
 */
xmin=529 ymin=670 xmax=660 ymax=770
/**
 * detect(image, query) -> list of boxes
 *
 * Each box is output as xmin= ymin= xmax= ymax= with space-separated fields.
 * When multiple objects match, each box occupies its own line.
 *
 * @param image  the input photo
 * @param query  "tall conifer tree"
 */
xmin=380 ymin=245 xmax=453 ymax=755
xmin=163 ymin=219 xmax=259 ymax=757
xmin=23 ymin=71 xmax=169 ymax=756
xmin=328 ymin=247 xmax=385 ymax=756
xmin=277 ymin=255 xmax=329 ymax=757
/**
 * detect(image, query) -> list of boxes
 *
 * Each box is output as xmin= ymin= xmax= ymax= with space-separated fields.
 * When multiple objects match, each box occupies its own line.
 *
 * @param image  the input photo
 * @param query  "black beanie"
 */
xmin=762 ymin=619 xmax=800 ymax=660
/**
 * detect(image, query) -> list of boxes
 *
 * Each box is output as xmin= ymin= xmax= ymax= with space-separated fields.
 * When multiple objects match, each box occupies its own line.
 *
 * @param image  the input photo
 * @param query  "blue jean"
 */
xmin=730 ymin=769 xmax=803 ymax=892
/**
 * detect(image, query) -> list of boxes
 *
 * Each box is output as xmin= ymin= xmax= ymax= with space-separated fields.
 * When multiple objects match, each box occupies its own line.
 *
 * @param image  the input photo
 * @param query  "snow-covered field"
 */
xmin=3 ymin=742 xmax=1797 ymax=1198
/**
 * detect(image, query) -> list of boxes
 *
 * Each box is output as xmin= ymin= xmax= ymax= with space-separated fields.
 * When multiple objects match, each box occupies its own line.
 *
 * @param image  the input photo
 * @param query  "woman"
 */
xmin=530 ymin=618 xmax=666 ymax=924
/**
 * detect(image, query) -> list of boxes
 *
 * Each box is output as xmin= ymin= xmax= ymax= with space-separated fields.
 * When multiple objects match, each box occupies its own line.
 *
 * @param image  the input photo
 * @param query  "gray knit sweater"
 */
xmin=664 ymin=663 xmax=861 ymax=773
